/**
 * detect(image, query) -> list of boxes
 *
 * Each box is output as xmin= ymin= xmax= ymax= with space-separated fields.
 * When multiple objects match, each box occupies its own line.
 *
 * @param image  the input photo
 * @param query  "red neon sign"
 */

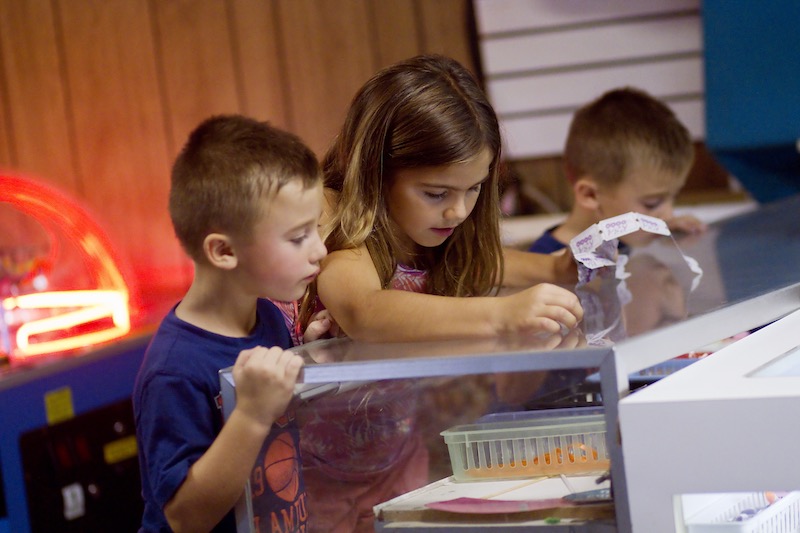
xmin=0 ymin=174 xmax=135 ymax=362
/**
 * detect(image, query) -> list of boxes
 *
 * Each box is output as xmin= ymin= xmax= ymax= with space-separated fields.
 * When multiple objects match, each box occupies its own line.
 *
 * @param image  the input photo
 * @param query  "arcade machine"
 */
xmin=0 ymin=174 xmax=153 ymax=532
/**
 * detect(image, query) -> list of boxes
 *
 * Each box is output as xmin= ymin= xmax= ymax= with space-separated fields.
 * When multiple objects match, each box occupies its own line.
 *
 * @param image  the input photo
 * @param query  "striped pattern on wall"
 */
xmin=474 ymin=0 xmax=705 ymax=160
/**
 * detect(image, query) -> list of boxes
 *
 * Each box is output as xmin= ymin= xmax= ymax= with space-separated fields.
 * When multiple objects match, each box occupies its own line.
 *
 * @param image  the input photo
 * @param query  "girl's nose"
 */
xmin=444 ymin=198 xmax=468 ymax=221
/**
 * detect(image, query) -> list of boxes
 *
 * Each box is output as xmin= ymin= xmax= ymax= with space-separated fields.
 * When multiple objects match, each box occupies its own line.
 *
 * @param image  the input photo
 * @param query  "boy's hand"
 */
xmin=232 ymin=346 xmax=304 ymax=430
xmin=551 ymin=248 xmax=578 ymax=285
xmin=667 ymin=214 xmax=707 ymax=235
xmin=301 ymin=309 xmax=341 ymax=343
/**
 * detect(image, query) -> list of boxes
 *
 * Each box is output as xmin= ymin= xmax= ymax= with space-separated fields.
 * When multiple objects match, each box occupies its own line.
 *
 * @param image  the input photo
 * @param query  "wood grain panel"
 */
xmin=0 ymin=30 xmax=11 ymax=167
xmin=0 ymin=0 xmax=77 ymax=192
xmin=0 ymin=0 xmax=479 ymax=308
xmin=276 ymin=0 xmax=375 ymax=156
xmin=229 ymin=0 xmax=288 ymax=127
xmin=370 ymin=0 xmax=422 ymax=67
xmin=57 ymin=0 xmax=187 ymax=292
xmin=152 ymin=0 xmax=242 ymax=154
xmin=416 ymin=0 xmax=476 ymax=74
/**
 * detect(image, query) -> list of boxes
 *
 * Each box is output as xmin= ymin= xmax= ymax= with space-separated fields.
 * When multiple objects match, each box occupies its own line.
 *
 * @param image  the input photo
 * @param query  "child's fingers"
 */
xmin=669 ymin=215 xmax=707 ymax=234
xmin=260 ymin=347 xmax=304 ymax=376
xmin=236 ymin=346 xmax=303 ymax=380
xmin=284 ymin=353 xmax=304 ymax=379
xmin=311 ymin=309 xmax=332 ymax=322
xmin=303 ymin=317 xmax=331 ymax=343
xmin=536 ymin=284 xmax=584 ymax=323
xmin=232 ymin=346 xmax=261 ymax=376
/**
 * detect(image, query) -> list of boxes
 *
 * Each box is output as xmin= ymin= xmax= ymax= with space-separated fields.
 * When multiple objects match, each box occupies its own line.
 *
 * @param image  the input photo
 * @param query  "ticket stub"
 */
xmin=569 ymin=212 xmax=703 ymax=287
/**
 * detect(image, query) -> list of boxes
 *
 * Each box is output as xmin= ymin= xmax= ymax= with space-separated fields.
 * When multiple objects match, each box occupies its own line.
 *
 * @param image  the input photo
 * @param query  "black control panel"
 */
xmin=20 ymin=398 xmax=142 ymax=532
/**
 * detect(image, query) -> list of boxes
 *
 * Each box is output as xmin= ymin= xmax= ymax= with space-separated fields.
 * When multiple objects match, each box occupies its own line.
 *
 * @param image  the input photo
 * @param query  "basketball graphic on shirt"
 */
xmin=264 ymin=432 xmax=300 ymax=501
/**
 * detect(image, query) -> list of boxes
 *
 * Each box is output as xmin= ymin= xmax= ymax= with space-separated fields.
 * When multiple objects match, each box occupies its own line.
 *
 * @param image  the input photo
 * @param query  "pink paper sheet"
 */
xmin=426 ymin=497 xmax=574 ymax=514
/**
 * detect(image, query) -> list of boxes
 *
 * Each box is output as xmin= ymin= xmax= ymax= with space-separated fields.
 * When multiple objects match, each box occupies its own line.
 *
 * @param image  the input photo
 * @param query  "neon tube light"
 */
xmin=1 ymin=174 xmax=137 ymax=361
xmin=3 ymin=290 xmax=130 ymax=358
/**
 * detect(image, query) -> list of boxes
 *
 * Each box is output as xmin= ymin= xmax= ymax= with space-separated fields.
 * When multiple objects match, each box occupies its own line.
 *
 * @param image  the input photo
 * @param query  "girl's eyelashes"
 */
xmin=424 ymin=190 xmax=447 ymax=200
xmin=424 ymin=184 xmax=483 ymax=200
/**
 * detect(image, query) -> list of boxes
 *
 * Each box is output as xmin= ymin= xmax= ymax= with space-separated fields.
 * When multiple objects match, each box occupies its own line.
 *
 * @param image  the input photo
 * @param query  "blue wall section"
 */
xmin=703 ymin=0 xmax=800 ymax=202
xmin=0 ymin=335 xmax=149 ymax=533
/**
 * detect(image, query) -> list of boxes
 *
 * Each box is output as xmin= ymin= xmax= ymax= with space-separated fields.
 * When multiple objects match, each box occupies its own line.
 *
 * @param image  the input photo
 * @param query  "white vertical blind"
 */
xmin=474 ymin=0 xmax=705 ymax=159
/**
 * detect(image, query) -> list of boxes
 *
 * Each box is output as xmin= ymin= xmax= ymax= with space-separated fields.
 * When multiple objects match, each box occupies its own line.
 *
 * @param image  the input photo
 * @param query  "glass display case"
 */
xmin=220 ymin=195 xmax=800 ymax=532
xmin=221 ymin=336 xmax=620 ymax=532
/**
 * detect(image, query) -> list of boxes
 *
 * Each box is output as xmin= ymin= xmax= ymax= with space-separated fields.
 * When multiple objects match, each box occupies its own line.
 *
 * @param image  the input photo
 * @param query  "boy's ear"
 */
xmin=573 ymin=176 xmax=601 ymax=211
xmin=203 ymin=233 xmax=238 ymax=270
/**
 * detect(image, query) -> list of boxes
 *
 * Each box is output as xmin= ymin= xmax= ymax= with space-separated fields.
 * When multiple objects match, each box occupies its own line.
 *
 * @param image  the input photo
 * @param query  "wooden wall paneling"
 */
xmin=0 ymin=20 xmax=11 ymax=168
xmin=228 ymin=0 xmax=289 ymax=128
xmin=56 ymin=0 xmax=185 ymax=294
xmin=416 ymin=0 xmax=476 ymax=74
xmin=276 ymin=0 xmax=376 ymax=156
xmin=152 ymin=0 xmax=242 ymax=154
xmin=0 ymin=0 xmax=77 ymax=193
xmin=369 ymin=0 xmax=422 ymax=67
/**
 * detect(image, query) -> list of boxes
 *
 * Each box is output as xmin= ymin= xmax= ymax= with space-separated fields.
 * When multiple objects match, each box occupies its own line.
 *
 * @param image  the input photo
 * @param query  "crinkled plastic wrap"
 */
xmin=570 ymin=212 xmax=703 ymax=346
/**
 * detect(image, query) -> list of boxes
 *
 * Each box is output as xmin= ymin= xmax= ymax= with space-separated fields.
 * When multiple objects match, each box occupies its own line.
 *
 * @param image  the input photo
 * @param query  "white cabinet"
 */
xmin=620 ymin=309 xmax=800 ymax=532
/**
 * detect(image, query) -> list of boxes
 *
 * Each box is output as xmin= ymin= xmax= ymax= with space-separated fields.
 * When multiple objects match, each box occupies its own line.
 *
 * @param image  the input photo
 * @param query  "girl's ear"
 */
xmin=203 ymin=233 xmax=238 ymax=270
xmin=573 ymin=176 xmax=601 ymax=211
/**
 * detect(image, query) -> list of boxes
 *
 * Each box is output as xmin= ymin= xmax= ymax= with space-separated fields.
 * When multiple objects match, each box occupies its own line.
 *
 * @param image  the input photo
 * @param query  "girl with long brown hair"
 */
xmin=301 ymin=54 xmax=582 ymax=342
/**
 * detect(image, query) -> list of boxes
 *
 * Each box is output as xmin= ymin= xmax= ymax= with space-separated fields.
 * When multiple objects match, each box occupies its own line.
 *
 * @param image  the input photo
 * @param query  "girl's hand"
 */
xmin=302 ymin=309 xmax=341 ymax=343
xmin=501 ymin=283 xmax=584 ymax=335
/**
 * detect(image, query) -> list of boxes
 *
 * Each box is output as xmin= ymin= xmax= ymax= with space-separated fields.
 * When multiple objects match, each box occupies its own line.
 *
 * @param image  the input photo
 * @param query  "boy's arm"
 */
xmin=501 ymin=247 xmax=577 ymax=287
xmin=316 ymin=247 xmax=582 ymax=343
xmin=164 ymin=347 xmax=303 ymax=532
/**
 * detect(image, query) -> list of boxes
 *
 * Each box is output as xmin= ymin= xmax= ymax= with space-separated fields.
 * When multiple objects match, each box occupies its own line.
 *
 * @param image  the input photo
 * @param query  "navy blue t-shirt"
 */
xmin=133 ymin=299 xmax=306 ymax=532
xmin=527 ymin=226 xmax=566 ymax=254
xmin=528 ymin=225 xmax=631 ymax=255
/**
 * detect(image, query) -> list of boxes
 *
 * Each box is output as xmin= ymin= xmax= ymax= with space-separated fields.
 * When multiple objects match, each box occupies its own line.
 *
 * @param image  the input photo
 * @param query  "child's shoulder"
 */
xmin=528 ymin=226 xmax=566 ymax=254
xmin=324 ymin=243 xmax=371 ymax=263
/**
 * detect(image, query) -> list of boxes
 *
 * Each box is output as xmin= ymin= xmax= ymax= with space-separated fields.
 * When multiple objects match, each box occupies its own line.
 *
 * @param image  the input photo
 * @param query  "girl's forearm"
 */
xmin=502 ymin=248 xmax=558 ymax=286
xmin=327 ymin=289 xmax=502 ymax=343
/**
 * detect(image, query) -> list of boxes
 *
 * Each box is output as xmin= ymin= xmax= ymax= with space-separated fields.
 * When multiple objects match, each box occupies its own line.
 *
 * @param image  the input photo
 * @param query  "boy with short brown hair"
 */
xmin=529 ymin=87 xmax=705 ymax=253
xmin=134 ymin=114 xmax=328 ymax=532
